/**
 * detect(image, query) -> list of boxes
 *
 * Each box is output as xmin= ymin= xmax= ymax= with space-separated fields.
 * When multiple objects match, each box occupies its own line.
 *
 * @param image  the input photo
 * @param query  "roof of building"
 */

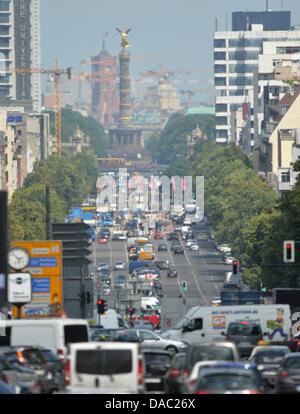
xmin=186 ymin=106 xmax=215 ymax=116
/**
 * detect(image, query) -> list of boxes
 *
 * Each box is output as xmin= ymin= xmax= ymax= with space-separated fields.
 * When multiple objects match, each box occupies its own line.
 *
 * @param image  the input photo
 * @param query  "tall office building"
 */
xmin=214 ymin=11 xmax=300 ymax=148
xmin=232 ymin=11 xmax=291 ymax=31
xmin=0 ymin=0 xmax=41 ymax=112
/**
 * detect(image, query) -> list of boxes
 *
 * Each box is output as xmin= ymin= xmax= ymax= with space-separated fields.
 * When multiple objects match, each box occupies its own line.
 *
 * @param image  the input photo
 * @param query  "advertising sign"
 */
xmin=8 ymin=273 xmax=32 ymax=304
xmin=11 ymin=241 xmax=63 ymax=318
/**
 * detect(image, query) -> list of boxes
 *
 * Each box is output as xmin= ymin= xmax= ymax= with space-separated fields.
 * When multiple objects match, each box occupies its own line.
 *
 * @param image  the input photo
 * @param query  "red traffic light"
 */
xmin=233 ymin=260 xmax=238 ymax=266
xmin=97 ymin=299 xmax=103 ymax=305
xmin=232 ymin=260 xmax=239 ymax=275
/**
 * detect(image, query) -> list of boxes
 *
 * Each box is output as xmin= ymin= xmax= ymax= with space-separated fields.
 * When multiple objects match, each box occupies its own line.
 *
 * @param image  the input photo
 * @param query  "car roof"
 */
xmin=142 ymin=350 xmax=171 ymax=355
xmin=284 ymin=352 xmax=300 ymax=359
xmin=200 ymin=367 xmax=256 ymax=377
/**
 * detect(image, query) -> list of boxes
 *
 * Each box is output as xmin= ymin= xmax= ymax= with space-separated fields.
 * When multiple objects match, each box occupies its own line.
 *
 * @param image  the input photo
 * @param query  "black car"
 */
xmin=167 ymin=268 xmax=178 ymax=278
xmin=164 ymin=352 xmax=186 ymax=394
xmin=143 ymin=350 xmax=172 ymax=392
xmin=114 ymin=275 xmax=127 ymax=289
xmin=90 ymin=328 xmax=120 ymax=342
xmin=167 ymin=232 xmax=179 ymax=241
xmin=173 ymin=245 xmax=184 ymax=255
xmin=276 ymin=353 xmax=300 ymax=394
xmin=170 ymin=241 xmax=181 ymax=251
xmin=4 ymin=347 xmax=65 ymax=394
xmin=158 ymin=243 xmax=168 ymax=252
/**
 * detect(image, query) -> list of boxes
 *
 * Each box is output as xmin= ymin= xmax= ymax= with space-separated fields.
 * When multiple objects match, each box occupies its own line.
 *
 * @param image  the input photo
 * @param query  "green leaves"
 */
xmin=9 ymin=151 xmax=98 ymax=241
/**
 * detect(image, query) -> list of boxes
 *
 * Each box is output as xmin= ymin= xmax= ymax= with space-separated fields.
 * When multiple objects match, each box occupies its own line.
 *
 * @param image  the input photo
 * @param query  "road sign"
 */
xmin=11 ymin=241 xmax=63 ymax=318
xmin=8 ymin=273 xmax=32 ymax=305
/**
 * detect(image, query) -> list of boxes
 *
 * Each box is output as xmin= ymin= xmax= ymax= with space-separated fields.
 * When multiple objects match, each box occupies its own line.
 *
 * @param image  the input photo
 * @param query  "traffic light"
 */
xmin=283 ymin=240 xmax=295 ymax=263
xmin=232 ymin=259 xmax=239 ymax=275
xmin=86 ymin=292 xmax=92 ymax=304
xmin=97 ymin=298 xmax=107 ymax=315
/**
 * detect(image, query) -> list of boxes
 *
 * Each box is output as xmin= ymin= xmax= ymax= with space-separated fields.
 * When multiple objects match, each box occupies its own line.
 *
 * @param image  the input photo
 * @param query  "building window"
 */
xmin=214 ymin=77 xmax=226 ymax=86
xmin=277 ymin=46 xmax=300 ymax=54
xmin=216 ymin=130 xmax=228 ymax=139
xmin=0 ymin=14 xmax=10 ymax=24
xmin=214 ymin=52 xmax=226 ymax=60
xmin=228 ymin=39 xmax=245 ymax=48
xmin=0 ymin=37 xmax=9 ymax=48
xmin=0 ymin=1 xmax=9 ymax=12
xmin=214 ymin=39 xmax=226 ymax=48
xmin=229 ymin=64 xmax=257 ymax=73
xmin=214 ymin=64 xmax=226 ymax=74
xmin=216 ymin=103 xmax=227 ymax=112
xmin=229 ymin=76 xmax=253 ymax=86
xmin=216 ymin=117 xmax=228 ymax=126
xmin=229 ymin=89 xmax=245 ymax=96
xmin=281 ymin=171 xmax=291 ymax=183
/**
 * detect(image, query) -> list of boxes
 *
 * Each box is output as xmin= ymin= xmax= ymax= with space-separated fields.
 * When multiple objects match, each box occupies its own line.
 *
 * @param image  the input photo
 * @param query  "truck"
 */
xmin=273 ymin=289 xmax=300 ymax=337
xmin=161 ymin=304 xmax=291 ymax=345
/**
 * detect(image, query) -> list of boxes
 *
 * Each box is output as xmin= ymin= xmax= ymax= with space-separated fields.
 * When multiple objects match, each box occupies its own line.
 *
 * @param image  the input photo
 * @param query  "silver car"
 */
xmin=138 ymin=330 xmax=187 ymax=355
xmin=114 ymin=262 xmax=126 ymax=270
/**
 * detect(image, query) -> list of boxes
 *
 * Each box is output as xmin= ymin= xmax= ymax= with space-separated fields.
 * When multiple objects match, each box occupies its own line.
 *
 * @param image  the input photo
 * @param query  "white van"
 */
xmin=0 ymin=319 xmax=89 ymax=359
xmin=161 ymin=305 xmax=291 ymax=345
xmin=66 ymin=342 xmax=144 ymax=394
xmin=141 ymin=297 xmax=160 ymax=311
xmin=96 ymin=310 xmax=128 ymax=329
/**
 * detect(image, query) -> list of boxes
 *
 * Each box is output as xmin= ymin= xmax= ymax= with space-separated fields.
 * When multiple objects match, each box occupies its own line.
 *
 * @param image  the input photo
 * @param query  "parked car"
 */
xmin=3 ymin=347 xmax=65 ymax=394
xmin=158 ymin=243 xmax=168 ymax=252
xmin=167 ymin=268 xmax=178 ymax=278
xmin=192 ymin=362 xmax=264 ymax=394
xmin=143 ymin=350 xmax=172 ymax=392
xmin=114 ymin=262 xmax=126 ymax=270
xmin=164 ymin=352 xmax=186 ymax=394
xmin=249 ymin=346 xmax=290 ymax=389
xmin=276 ymin=353 xmax=300 ymax=394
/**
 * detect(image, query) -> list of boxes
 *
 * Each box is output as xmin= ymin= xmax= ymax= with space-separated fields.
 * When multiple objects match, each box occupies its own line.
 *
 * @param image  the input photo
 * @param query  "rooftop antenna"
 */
xmin=215 ymin=17 xmax=218 ymax=32
xmin=102 ymin=31 xmax=108 ymax=51
xmin=266 ymin=0 xmax=269 ymax=12
xmin=226 ymin=13 xmax=228 ymax=31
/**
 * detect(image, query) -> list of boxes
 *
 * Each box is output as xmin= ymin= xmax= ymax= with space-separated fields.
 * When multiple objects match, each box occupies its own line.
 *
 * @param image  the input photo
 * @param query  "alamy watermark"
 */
xmin=96 ymin=169 xmax=204 ymax=220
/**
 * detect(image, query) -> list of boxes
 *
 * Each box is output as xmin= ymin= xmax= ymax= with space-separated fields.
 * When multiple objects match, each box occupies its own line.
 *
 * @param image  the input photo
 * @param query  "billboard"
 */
xmin=11 ymin=241 xmax=63 ymax=318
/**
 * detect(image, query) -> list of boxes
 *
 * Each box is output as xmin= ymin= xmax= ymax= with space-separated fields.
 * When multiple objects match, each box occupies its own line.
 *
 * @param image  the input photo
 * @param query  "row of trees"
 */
xmin=152 ymin=113 xmax=300 ymax=288
xmin=9 ymin=152 xmax=98 ymax=241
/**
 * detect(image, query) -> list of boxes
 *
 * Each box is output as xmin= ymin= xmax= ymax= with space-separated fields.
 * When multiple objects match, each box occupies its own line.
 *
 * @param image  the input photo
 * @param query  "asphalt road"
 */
xmin=91 ymin=220 xmax=231 ymax=329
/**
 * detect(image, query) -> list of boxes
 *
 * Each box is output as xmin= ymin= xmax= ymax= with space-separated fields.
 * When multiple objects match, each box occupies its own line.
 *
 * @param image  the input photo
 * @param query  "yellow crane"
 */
xmin=6 ymin=60 xmax=72 ymax=156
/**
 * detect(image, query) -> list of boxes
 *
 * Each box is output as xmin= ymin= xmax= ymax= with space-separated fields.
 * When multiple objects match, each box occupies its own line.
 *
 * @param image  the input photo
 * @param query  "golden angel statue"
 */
xmin=116 ymin=28 xmax=131 ymax=49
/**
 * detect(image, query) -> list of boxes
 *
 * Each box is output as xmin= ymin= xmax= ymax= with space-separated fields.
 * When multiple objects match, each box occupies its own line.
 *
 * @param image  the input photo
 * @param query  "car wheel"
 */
xmin=166 ymin=345 xmax=178 ymax=355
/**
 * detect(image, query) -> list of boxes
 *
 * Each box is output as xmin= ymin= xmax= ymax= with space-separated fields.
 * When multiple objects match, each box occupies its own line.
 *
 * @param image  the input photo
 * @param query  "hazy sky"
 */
xmin=41 ymin=0 xmax=300 ymax=80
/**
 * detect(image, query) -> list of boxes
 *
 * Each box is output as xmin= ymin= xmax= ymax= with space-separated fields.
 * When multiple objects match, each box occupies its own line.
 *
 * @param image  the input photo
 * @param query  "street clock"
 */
xmin=8 ymin=247 xmax=30 ymax=271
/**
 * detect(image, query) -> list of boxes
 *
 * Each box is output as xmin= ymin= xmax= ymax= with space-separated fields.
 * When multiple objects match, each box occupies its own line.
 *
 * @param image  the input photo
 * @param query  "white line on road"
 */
xmin=183 ymin=245 xmax=207 ymax=305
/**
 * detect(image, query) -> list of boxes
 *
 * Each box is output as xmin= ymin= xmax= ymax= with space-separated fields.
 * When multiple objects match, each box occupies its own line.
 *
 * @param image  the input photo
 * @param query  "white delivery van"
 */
xmin=224 ymin=272 xmax=239 ymax=288
xmin=0 ymin=319 xmax=89 ymax=359
xmin=141 ymin=297 xmax=160 ymax=311
xmin=161 ymin=304 xmax=291 ymax=345
xmin=96 ymin=310 xmax=128 ymax=329
xmin=66 ymin=342 xmax=144 ymax=394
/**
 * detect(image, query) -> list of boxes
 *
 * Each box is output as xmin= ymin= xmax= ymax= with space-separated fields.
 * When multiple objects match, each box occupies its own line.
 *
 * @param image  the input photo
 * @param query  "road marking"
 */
xmin=109 ymin=240 xmax=113 ymax=266
xmin=199 ymin=250 xmax=220 ymax=295
xmin=183 ymin=244 xmax=207 ymax=305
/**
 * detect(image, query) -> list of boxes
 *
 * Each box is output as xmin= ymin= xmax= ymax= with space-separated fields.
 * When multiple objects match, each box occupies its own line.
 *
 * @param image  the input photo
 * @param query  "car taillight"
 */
xmin=194 ymin=390 xmax=210 ymax=394
xmin=65 ymin=359 xmax=71 ymax=386
xmin=246 ymin=390 xmax=262 ymax=394
xmin=183 ymin=368 xmax=189 ymax=378
xmin=279 ymin=371 xmax=289 ymax=378
xmin=57 ymin=349 xmax=64 ymax=360
xmin=138 ymin=358 xmax=144 ymax=386
xmin=169 ymin=368 xmax=180 ymax=379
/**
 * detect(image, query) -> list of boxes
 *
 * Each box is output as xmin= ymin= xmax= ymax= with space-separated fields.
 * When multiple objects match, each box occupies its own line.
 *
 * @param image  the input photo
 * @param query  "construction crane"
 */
xmin=80 ymin=55 xmax=151 ymax=67
xmin=6 ymin=60 xmax=72 ymax=156
xmin=180 ymin=88 xmax=215 ymax=107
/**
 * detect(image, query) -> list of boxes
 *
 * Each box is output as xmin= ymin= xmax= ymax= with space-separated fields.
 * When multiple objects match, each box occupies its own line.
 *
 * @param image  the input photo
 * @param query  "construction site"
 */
xmin=41 ymin=32 xmax=215 ymax=132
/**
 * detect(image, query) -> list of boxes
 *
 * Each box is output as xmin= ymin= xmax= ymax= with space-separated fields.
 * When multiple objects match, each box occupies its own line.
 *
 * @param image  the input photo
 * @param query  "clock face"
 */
xmin=8 ymin=248 xmax=30 ymax=271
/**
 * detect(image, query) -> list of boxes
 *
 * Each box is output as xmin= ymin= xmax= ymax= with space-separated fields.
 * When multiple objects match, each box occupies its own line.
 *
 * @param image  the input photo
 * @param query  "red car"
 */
xmin=154 ymin=231 xmax=164 ymax=240
xmin=132 ymin=311 xmax=160 ymax=328
xmin=98 ymin=237 xmax=108 ymax=244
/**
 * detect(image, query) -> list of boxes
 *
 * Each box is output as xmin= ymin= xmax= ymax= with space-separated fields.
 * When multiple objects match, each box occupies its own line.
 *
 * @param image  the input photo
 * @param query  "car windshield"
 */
xmin=144 ymin=353 xmax=171 ymax=365
xmin=40 ymin=350 xmax=60 ymax=363
xmin=113 ymin=331 xmax=138 ymax=342
xmin=228 ymin=323 xmax=261 ymax=336
xmin=197 ymin=372 xmax=256 ymax=391
xmin=190 ymin=347 xmax=234 ymax=365
xmin=283 ymin=357 xmax=300 ymax=369
xmin=255 ymin=351 xmax=287 ymax=365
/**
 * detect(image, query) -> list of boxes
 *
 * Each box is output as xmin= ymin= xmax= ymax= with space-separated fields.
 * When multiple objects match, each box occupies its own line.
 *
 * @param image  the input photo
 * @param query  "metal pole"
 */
xmin=0 ymin=192 xmax=8 ymax=316
xmin=45 ymin=186 xmax=51 ymax=240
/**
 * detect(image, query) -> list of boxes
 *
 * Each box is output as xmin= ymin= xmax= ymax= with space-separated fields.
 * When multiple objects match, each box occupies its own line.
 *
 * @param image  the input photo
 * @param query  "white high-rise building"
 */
xmin=0 ymin=0 xmax=41 ymax=112
xmin=214 ymin=23 xmax=300 ymax=149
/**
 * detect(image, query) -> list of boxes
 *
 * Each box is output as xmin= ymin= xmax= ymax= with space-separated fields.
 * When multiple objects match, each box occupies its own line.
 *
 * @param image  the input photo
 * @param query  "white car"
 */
xmin=114 ymin=262 xmax=126 ymax=270
xmin=186 ymin=240 xmax=194 ymax=247
xmin=189 ymin=243 xmax=199 ymax=251
xmin=225 ymin=256 xmax=235 ymax=265
xmin=97 ymin=263 xmax=109 ymax=272
xmin=211 ymin=297 xmax=221 ymax=306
